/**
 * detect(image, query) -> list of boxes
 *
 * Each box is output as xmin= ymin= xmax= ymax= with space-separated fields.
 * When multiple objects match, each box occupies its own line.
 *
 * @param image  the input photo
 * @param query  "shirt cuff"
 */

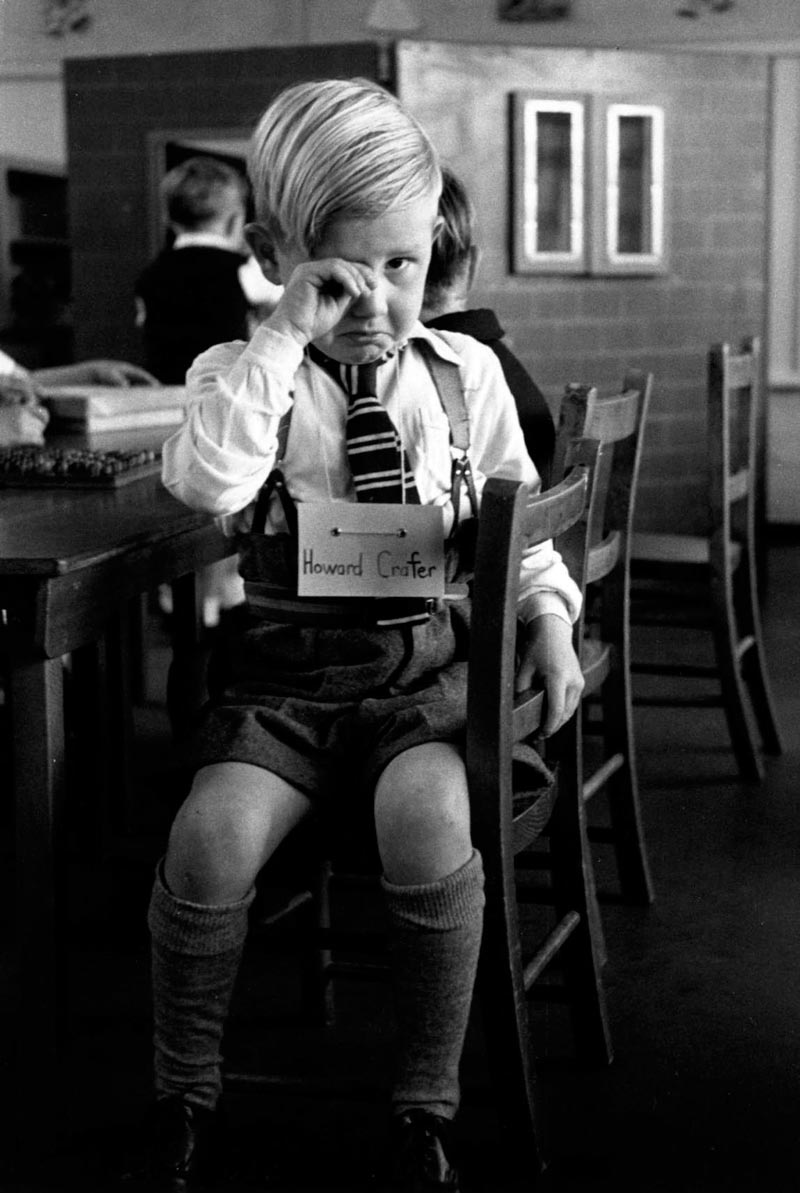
xmin=517 ymin=592 xmax=574 ymax=627
xmin=236 ymin=324 xmax=305 ymax=389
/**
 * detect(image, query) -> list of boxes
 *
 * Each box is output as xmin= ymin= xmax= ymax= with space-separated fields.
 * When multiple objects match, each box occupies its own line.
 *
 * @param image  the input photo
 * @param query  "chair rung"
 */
xmin=514 ymin=851 xmax=552 ymax=871
xmin=522 ymin=911 xmax=581 ymax=989
xmin=630 ymin=611 xmax=712 ymax=628
xmin=632 ymin=662 xmax=717 ymax=678
xmin=255 ymin=890 xmax=314 ymax=927
xmin=318 ymin=930 xmax=387 ymax=953
xmin=225 ymin=1071 xmax=385 ymax=1099
xmin=515 ymin=885 xmax=554 ymax=904
xmin=328 ymin=871 xmax=381 ymax=889
xmin=737 ymin=634 xmax=756 ymax=659
xmin=587 ymin=531 xmax=620 ymax=585
xmin=582 ymin=753 xmax=624 ymax=802
xmin=323 ymin=959 xmax=390 ymax=981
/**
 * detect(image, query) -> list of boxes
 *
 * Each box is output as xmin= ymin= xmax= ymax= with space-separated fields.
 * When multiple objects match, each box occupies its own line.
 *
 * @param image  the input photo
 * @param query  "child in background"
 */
xmin=422 ymin=166 xmax=556 ymax=487
xmin=135 ymin=155 xmax=282 ymax=385
xmin=141 ymin=77 xmax=584 ymax=1193
xmin=136 ymin=155 xmax=281 ymax=626
xmin=0 ymin=347 xmax=156 ymax=446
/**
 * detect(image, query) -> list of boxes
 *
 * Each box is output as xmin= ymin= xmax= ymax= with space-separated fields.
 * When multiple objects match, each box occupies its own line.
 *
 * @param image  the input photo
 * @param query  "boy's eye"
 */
xmin=386 ymin=257 xmax=412 ymax=272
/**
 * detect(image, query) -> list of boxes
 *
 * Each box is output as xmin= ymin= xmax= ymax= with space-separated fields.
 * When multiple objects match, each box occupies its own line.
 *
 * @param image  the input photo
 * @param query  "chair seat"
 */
xmin=632 ymin=531 xmax=742 ymax=570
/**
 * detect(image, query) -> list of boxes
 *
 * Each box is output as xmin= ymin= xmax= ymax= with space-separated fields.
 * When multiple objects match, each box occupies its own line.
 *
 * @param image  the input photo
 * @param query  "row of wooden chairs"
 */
xmin=630 ymin=337 xmax=783 ymax=782
xmin=225 ymin=338 xmax=782 ymax=1184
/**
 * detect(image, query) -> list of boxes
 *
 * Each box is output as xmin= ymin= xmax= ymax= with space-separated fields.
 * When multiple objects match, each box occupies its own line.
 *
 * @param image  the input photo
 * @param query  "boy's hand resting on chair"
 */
xmin=515 ymin=613 xmax=584 ymax=736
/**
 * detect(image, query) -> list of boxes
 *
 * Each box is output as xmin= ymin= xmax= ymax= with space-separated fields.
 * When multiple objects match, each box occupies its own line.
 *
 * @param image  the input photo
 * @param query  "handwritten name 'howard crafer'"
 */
xmin=301 ymin=548 xmax=439 ymax=581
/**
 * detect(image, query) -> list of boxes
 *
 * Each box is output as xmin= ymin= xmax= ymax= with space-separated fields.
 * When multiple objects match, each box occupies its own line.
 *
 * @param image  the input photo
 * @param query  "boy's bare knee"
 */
xmin=375 ymin=744 xmax=472 ymax=883
xmin=165 ymin=762 xmax=310 ymax=902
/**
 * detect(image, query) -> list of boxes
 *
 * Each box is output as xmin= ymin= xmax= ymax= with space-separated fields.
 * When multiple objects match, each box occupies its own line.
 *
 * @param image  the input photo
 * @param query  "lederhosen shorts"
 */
xmin=193 ymin=599 xmax=469 ymax=804
xmin=189 ymin=346 xmax=479 ymax=805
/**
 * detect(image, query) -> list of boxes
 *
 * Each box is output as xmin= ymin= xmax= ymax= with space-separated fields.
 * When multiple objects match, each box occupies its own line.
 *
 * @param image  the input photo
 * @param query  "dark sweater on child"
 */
xmin=423 ymin=308 xmax=555 ymax=487
xmin=136 ymin=246 xmax=252 ymax=384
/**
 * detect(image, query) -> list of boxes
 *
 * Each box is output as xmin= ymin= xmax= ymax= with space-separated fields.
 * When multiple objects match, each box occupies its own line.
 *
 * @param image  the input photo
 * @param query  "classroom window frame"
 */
xmin=595 ymin=101 xmax=667 ymax=275
xmin=510 ymin=92 xmax=587 ymax=275
xmin=510 ymin=91 xmax=667 ymax=277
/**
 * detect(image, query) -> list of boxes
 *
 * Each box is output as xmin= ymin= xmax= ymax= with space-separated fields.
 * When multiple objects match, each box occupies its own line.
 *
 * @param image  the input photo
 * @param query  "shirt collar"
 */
xmin=307 ymin=322 xmax=463 ymax=383
xmin=172 ymin=231 xmax=239 ymax=251
xmin=407 ymin=321 xmax=464 ymax=367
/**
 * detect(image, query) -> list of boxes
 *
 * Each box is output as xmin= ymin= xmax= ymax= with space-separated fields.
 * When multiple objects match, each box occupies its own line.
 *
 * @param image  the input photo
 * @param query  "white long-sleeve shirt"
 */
xmin=162 ymin=322 xmax=581 ymax=625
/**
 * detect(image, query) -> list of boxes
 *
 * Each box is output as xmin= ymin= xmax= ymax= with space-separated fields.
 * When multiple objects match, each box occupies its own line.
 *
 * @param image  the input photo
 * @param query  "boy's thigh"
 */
xmin=172 ymin=760 xmax=312 ymax=861
xmin=355 ymin=657 xmax=468 ymax=793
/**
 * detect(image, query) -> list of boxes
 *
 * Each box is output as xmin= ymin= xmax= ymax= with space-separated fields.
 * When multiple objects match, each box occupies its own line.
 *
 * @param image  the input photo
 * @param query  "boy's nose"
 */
xmin=352 ymin=281 xmax=388 ymax=318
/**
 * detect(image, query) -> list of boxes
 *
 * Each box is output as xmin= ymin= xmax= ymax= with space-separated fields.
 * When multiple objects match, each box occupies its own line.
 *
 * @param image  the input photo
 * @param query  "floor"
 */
xmin=2 ymin=532 xmax=799 ymax=1193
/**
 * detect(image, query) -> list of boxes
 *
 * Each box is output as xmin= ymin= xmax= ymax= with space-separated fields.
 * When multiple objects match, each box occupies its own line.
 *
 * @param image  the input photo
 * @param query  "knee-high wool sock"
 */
xmin=382 ymin=849 xmax=485 ymax=1120
xmin=148 ymin=865 xmax=255 ymax=1111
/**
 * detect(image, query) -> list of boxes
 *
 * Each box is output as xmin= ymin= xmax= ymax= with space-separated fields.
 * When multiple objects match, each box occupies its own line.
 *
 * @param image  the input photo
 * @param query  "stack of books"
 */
xmin=40 ymin=385 xmax=186 ymax=433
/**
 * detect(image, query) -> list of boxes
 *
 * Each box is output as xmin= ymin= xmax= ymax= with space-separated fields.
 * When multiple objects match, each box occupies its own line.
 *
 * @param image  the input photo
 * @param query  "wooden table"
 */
xmin=0 ymin=435 xmax=231 ymax=1115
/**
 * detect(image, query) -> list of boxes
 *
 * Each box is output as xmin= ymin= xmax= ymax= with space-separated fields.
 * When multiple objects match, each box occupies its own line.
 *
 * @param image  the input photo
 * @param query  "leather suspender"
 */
xmin=253 ymin=343 xmax=477 ymax=536
xmin=250 ymin=408 xmax=295 ymax=535
xmin=420 ymin=348 xmax=479 ymax=536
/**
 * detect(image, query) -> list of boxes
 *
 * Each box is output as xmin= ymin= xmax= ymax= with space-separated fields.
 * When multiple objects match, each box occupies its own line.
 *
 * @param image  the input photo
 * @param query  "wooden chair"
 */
xmin=467 ymin=454 xmax=613 ymax=1178
xmin=552 ymin=373 xmax=655 ymax=906
xmin=227 ymin=458 xmax=613 ymax=1183
xmin=629 ymin=338 xmax=783 ymax=782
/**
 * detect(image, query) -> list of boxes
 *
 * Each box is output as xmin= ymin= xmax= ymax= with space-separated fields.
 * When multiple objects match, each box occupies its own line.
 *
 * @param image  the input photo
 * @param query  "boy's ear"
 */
xmin=466 ymin=244 xmax=481 ymax=290
xmin=244 ymin=222 xmax=282 ymax=284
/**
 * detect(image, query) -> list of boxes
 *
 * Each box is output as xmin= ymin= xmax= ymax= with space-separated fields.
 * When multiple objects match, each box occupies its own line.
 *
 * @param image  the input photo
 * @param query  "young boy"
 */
xmin=422 ymin=166 xmax=556 ymax=487
xmin=148 ymin=77 xmax=584 ymax=1193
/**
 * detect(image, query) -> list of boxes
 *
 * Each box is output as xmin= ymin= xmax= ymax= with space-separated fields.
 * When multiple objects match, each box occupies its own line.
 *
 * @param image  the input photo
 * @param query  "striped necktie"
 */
xmin=344 ymin=360 xmax=419 ymax=504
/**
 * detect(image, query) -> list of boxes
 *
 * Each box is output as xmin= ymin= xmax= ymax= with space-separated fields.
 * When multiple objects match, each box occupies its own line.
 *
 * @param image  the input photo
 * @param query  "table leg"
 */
xmin=10 ymin=655 xmax=66 ymax=1120
xmin=167 ymin=571 xmax=210 ymax=742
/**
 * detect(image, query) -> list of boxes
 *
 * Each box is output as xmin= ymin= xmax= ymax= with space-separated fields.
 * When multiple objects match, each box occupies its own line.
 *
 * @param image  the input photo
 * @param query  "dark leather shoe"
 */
xmin=381 ymin=1110 xmax=461 ymax=1192
xmin=123 ymin=1096 xmax=222 ymax=1191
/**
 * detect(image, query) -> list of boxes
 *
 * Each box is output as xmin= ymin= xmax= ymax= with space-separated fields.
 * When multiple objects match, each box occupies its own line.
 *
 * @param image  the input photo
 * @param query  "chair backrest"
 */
xmin=708 ymin=337 xmax=760 ymax=562
xmin=554 ymin=373 xmax=652 ymax=585
xmin=466 ymin=448 xmax=599 ymax=844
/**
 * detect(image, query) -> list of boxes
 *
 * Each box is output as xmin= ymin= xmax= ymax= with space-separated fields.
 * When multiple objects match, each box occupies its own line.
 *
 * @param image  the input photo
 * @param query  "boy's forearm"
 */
xmin=163 ymin=329 xmax=302 ymax=517
xmin=517 ymin=593 xmax=573 ymax=628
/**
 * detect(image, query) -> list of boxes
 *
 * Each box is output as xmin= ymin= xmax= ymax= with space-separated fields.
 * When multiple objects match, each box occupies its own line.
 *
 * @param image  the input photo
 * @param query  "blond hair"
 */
xmin=248 ymin=78 xmax=441 ymax=253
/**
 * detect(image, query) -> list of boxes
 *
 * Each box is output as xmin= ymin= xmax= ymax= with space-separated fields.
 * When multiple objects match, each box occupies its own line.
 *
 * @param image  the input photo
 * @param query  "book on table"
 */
xmin=39 ymin=385 xmax=186 ymax=431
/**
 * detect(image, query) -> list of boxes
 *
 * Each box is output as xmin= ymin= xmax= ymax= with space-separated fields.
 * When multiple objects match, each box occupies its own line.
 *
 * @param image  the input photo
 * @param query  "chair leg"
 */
xmin=738 ymin=556 xmax=784 ymax=756
xmin=599 ymin=648 xmax=655 ymax=904
xmin=477 ymin=881 xmax=545 ymax=1182
xmin=710 ymin=576 xmax=764 ymax=782
xmin=548 ymin=722 xmax=613 ymax=1067
xmin=306 ymin=859 xmax=337 ymax=1028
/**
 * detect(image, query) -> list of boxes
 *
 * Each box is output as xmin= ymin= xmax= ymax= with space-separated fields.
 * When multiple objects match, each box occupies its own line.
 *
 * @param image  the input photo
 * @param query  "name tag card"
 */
xmin=297 ymin=503 xmax=445 ymax=598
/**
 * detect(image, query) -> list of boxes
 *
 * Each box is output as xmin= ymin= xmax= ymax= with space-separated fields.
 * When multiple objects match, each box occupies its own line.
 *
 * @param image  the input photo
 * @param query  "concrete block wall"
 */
xmin=64 ymin=43 xmax=383 ymax=368
xmin=65 ymin=38 xmax=769 ymax=534
xmin=400 ymin=42 xmax=769 ymax=533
